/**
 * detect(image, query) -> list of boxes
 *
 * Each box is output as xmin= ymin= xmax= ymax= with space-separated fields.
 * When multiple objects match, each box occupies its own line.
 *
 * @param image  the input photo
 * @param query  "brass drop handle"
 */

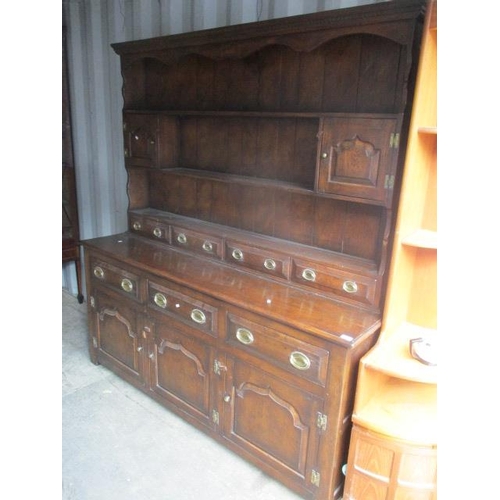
xmin=232 ymin=248 xmax=244 ymax=261
xmin=223 ymin=394 xmax=231 ymax=403
xmin=202 ymin=241 xmax=213 ymax=253
xmin=121 ymin=278 xmax=134 ymax=293
xmin=132 ymin=221 xmax=141 ymax=231
xmin=342 ymin=280 xmax=358 ymax=294
xmin=236 ymin=327 xmax=254 ymax=345
xmin=191 ymin=309 xmax=206 ymax=325
xmin=153 ymin=227 xmax=162 ymax=238
xmin=289 ymin=351 xmax=311 ymax=371
xmin=264 ymin=258 xmax=276 ymax=271
xmin=302 ymin=268 xmax=316 ymax=282
xmin=93 ymin=266 xmax=104 ymax=279
xmin=177 ymin=233 xmax=187 ymax=244
xmin=154 ymin=292 xmax=167 ymax=309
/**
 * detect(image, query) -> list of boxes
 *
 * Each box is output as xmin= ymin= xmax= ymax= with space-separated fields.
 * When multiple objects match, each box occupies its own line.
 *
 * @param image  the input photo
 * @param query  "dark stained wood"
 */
xmin=83 ymin=3 xmax=424 ymax=499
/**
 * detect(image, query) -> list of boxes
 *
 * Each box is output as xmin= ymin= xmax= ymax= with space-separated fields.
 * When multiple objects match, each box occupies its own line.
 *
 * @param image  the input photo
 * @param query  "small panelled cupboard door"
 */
xmin=317 ymin=114 xmax=402 ymax=205
xmin=123 ymin=113 xmax=159 ymax=167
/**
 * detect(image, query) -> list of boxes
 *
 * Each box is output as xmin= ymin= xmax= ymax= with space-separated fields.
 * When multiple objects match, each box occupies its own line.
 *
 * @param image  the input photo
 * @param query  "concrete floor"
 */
xmin=62 ymin=289 xmax=307 ymax=500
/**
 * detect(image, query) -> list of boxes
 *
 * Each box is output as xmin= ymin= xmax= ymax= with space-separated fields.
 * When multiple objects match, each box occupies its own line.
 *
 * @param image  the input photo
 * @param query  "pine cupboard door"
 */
xmin=90 ymin=288 xmax=147 ymax=387
xmin=221 ymin=357 xmax=324 ymax=495
xmin=148 ymin=312 xmax=217 ymax=431
xmin=317 ymin=115 xmax=402 ymax=205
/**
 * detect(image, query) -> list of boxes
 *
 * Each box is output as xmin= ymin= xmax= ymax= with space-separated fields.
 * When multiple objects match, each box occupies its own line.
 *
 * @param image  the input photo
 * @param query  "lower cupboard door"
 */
xmin=93 ymin=291 xmax=145 ymax=386
xmin=149 ymin=324 xmax=215 ymax=430
xmin=222 ymin=358 xmax=323 ymax=492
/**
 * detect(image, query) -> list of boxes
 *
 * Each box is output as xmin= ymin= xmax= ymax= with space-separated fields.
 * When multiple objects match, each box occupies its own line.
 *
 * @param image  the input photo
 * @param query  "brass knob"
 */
xmin=177 ymin=233 xmax=187 ymax=244
xmin=202 ymin=241 xmax=213 ymax=253
xmin=289 ymin=351 xmax=311 ymax=371
xmin=121 ymin=278 xmax=134 ymax=293
xmin=264 ymin=258 xmax=276 ymax=271
xmin=191 ymin=309 xmax=206 ymax=325
xmin=236 ymin=328 xmax=254 ymax=345
xmin=302 ymin=268 xmax=316 ymax=282
xmin=232 ymin=248 xmax=243 ymax=261
xmin=342 ymin=280 xmax=358 ymax=294
xmin=134 ymin=134 xmax=140 ymax=141
xmin=137 ymin=346 xmax=143 ymax=352
xmin=132 ymin=221 xmax=141 ymax=231
xmin=154 ymin=293 xmax=167 ymax=309
xmin=150 ymin=139 xmax=155 ymax=145
xmin=93 ymin=266 xmax=104 ymax=279
xmin=153 ymin=227 xmax=162 ymax=238
xmin=321 ymin=152 xmax=328 ymax=159
xmin=223 ymin=394 xmax=231 ymax=403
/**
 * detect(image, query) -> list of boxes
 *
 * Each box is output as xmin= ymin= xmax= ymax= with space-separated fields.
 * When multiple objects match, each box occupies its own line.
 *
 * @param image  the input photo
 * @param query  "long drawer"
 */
xmin=147 ymin=279 xmax=219 ymax=338
xmin=90 ymin=257 xmax=142 ymax=302
xmin=225 ymin=312 xmax=330 ymax=387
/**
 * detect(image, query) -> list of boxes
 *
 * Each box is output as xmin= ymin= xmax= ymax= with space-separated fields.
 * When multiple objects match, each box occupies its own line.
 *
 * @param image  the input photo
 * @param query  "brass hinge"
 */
xmin=213 ymin=359 xmax=227 ymax=375
xmin=92 ymin=337 xmax=98 ymax=348
xmin=317 ymin=412 xmax=328 ymax=431
xmin=212 ymin=409 xmax=220 ymax=425
xmin=389 ymin=133 xmax=400 ymax=148
xmin=90 ymin=296 xmax=95 ymax=308
xmin=311 ymin=469 xmax=320 ymax=487
xmin=123 ymin=122 xmax=127 ymax=131
xmin=124 ymin=148 xmax=129 ymax=157
xmin=385 ymin=174 xmax=395 ymax=190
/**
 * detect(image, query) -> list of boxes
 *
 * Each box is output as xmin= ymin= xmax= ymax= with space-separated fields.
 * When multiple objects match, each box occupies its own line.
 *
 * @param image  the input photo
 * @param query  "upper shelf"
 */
xmin=402 ymin=229 xmax=437 ymax=249
xmin=418 ymin=126 xmax=437 ymax=135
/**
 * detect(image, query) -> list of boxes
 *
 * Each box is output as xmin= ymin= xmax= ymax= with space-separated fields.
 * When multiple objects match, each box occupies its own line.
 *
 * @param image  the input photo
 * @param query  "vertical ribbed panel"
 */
xmin=62 ymin=0 xmax=384 ymax=295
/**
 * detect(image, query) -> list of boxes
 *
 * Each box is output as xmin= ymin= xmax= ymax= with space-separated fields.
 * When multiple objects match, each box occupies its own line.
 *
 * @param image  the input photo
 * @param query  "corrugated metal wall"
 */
xmin=62 ymin=0 xmax=385 ymax=296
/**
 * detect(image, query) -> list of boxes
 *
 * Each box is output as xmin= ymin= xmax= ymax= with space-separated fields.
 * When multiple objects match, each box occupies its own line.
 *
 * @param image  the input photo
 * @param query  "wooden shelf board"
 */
xmin=418 ymin=126 xmax=437 ymax=135
xmin=352 ymin=378 xmax=437 ymax=445
xmin=362 ymin=322 xmax=437 ymax=383
xmin=401 ymin=229 xmax=437 ymax=249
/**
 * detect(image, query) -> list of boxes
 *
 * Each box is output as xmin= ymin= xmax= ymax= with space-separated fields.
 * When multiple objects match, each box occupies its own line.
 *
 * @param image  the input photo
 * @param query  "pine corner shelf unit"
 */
xmin=343 ymin=1 xmax=437 ymax=499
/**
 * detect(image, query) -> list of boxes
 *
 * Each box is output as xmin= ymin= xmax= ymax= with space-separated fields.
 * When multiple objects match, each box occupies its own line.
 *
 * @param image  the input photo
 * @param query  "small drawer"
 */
xmin=291 ymin=259 xmax=378 ymax=307
xmin=129 ymin=215 xmax=169 ymax=241
xmin=148 ymin=282 xmax=218 ymax=337
xmin=171 ymin=226 xmax=223 ymax=260
xmin=90 ymin=258 xmax=141 ymax=301
xmin=225 ymin=240 xmax=290 ymax=280
xmin=226 ymin=314 xmax=329 ymax=386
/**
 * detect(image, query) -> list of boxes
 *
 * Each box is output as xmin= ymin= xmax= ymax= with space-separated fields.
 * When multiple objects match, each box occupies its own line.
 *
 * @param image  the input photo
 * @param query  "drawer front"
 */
xmin=226 ymin=313 xmax=329 ymax=386
xmin=90 ymin=258 xmax=141 ymax=301
xmin=171 ymin=226 xmax=223 ymax=260
xmin=129 ymin=214 xmax=169 ymax=242
xmin=292 ymin=258 xmax=378 ymax=307
xmin=148 ymin=281 xmax=218 ymax=337
xmin=225 ymin=240 xmax=290 ymax=280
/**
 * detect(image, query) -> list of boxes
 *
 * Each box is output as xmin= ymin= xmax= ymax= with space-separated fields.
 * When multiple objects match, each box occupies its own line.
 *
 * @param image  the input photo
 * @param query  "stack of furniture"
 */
xmin=82 ymin=2 xmax=424 ymax=498
xmin=63 ymin=27 xmax=84 ymax=304
xmin=343 ymin=1 xmax=437 ymax=499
